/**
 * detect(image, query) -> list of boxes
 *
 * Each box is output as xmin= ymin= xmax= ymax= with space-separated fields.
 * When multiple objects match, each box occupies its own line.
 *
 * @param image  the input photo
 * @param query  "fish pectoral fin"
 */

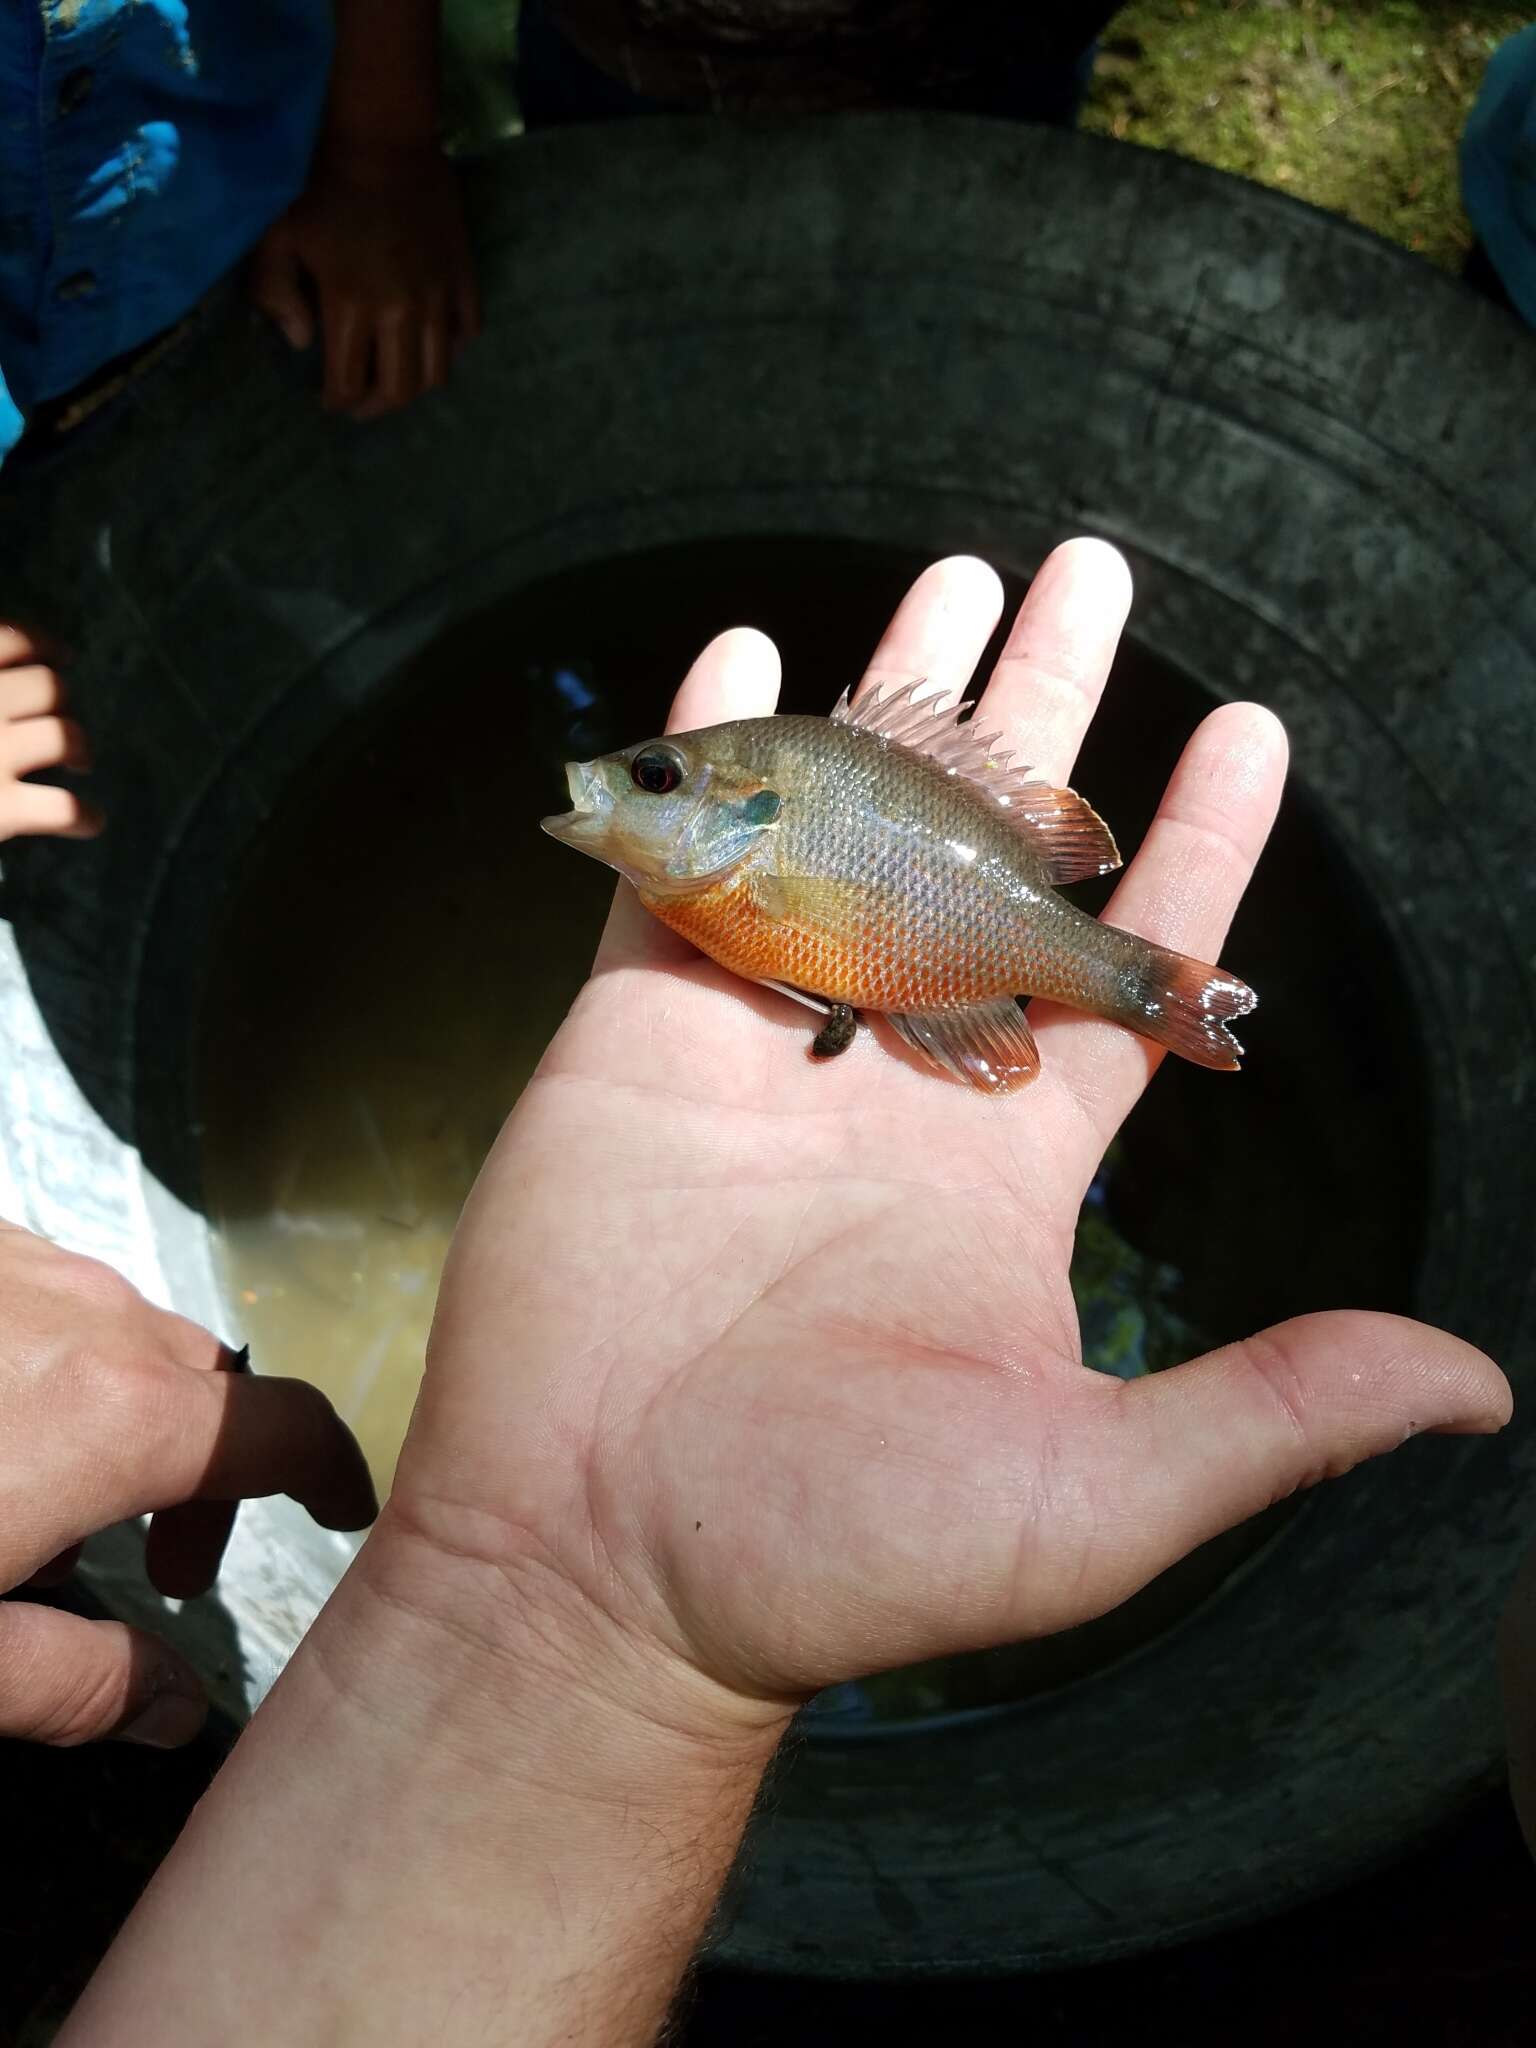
xmin=884 ymin=1000 xmax=1041 ymax=1093
xmin=751 ymin=868 xmax=873 ymax=926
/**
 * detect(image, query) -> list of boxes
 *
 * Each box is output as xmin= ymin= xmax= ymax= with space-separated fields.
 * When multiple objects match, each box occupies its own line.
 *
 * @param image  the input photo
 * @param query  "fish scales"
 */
xmin=644 ymin=715 xmax=1119 ymax=1016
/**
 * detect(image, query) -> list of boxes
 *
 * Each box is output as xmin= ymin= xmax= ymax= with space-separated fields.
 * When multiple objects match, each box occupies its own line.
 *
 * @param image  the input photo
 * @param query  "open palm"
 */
xmin=404 ymin=541 xmax=1507 ymax=1708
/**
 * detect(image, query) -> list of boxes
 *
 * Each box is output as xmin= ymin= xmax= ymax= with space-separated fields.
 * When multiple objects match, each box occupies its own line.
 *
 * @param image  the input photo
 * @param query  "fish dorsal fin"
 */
xmin=830 ymin=679 xmax=1121 ymax=886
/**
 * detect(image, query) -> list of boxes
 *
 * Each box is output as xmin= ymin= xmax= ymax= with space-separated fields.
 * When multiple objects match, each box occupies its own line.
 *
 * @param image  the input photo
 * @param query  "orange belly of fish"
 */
xmin=642 ymin=876 xmax=998 ymax=1012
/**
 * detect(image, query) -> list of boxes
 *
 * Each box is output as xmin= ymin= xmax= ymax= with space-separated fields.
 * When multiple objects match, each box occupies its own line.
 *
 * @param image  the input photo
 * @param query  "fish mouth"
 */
xmin=541 ymin=760 xmax=604 ymax=842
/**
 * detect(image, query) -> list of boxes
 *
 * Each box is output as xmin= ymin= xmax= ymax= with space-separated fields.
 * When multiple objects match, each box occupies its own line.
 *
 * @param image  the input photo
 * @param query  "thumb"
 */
xmin=1067 ymin=1311 xmax=1510 ymax=1624
xmin=248 ymin=226 xmax=315 ymax=351
xmin=0 ymin=1602 xmax=207 ymax=1748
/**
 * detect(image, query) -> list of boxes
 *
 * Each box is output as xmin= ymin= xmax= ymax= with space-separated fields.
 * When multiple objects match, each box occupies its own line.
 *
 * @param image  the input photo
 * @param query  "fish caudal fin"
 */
xmin=1120 ymin=943 xmax=1257 ymax=1071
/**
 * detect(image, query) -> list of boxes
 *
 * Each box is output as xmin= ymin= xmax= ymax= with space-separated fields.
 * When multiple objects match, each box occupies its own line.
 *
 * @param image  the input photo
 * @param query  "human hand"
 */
xmin=394 ymin=541 xmax=1510 ymax=1725
xmin=0 ymin=1220 xmax=376 ymax=1747
xmin=250 ymin=144 xmax=480 ymax=421
xmin=0 ymin=627 xmax=101 ymax=842
xmin=61 ymin=544 xmax=1512 ymax=2048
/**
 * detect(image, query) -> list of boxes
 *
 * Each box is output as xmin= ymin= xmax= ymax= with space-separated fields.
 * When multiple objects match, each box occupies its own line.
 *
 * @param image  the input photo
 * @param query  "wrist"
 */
xmin=63 ymin=1501 xmax=787 ymax=2047
xmin=329 ymin=1496 xmax=791 ymax=1821
xmin=311 ymin=134 xmax=446 ymax=188
xmin=324 ymin=0 xmax=442 ymax=158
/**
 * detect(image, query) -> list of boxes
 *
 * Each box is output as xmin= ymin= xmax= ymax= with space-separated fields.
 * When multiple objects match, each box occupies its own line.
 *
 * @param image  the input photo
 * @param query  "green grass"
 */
xmin=1081 ymin=0 xmax=1528 ymax=270
xmin=446 ymin=1 xmax=1526 ymax=270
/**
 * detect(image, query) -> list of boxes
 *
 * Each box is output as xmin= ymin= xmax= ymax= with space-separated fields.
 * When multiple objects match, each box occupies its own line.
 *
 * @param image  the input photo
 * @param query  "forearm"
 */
xmin=61 ymin=1508 xmax=787 ymax=2046
xmin=324 ymin=0 xmax=443 ymax=152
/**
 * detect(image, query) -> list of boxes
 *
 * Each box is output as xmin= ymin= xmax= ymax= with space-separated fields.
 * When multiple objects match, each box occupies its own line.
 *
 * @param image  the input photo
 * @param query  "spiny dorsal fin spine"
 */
xmin=830 ymin=677 xmax=1121 ymax=885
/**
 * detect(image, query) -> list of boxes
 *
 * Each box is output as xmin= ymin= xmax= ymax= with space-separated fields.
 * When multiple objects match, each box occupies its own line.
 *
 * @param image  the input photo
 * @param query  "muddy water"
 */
xmin=202 ymin=802 xmax=613 ymax=1490
xmin=200 ymin=537 xmax=1426 ymax=1721
xmin=199 ymin=545 xmax=901 ymax=1491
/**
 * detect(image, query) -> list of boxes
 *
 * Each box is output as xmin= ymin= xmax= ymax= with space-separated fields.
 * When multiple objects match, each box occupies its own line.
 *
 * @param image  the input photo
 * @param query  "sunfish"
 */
xmin=543 ymin=680 xmax=1255 ymax=1094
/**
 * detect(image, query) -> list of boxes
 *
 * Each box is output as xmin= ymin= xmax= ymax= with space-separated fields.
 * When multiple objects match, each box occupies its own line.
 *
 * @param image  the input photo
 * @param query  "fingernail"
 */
xmin=115 ymin=1680 xmax=207 ymax=1749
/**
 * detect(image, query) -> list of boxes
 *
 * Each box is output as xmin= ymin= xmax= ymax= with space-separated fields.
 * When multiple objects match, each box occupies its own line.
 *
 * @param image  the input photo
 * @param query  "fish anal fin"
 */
xmin=884 ymin=999 xmax=1041 ymax=1094
xmin=831 ymin=678 xmax=1120 ymax=883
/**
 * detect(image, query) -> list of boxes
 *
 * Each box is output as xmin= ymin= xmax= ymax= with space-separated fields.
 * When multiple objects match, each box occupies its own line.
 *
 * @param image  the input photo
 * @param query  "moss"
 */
xmin=1081 ymin=0 xmax=1529 ymax=270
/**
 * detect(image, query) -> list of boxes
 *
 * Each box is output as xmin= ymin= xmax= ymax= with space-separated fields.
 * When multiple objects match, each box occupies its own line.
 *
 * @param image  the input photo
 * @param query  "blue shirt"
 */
xmin=1462 ymin=24 xmax=1536 ymax=329
xmin=0 ymin=1 xmax=334 ymax=461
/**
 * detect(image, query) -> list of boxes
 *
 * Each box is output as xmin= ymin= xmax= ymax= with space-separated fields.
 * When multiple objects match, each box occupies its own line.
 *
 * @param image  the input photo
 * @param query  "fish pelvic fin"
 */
xmin=885 ymin=998 xmax=1041 ymax=1094
xmin=1113 ymin=941 xmax=1257 ymax=1071
xmin=830 ymin=677 xmax=1120 ymax=885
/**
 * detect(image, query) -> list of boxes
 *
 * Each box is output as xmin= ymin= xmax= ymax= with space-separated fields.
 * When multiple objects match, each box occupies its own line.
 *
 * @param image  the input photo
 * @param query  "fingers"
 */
xmin=248 ymin=227 xmax=316 ymax=351
xmin=0 ymin=662 xmax=66 ymax=720
xmin=322 ymin=296 xmax=372 ymax=412
xmin=266 ymin=163 xmax=476 ymax=418
xmin=851 ymin=555 xmax=1003 ymax=714
xmin=0 ymin=708 xmax=100 ymax=841
xmin=0 ymin=624 xmax=69 ymax=670
xmin=1036 ymin=700 xmax=1287 ymax=1167
xmin=973 ymin=537 xmax=1133 ymax=786
xmin=667 ymin=626 xmax=782 ymax=732
xmin=0 ymin=1603 xmax=206 ymax=1748
xmin=162 ymin=1372 xmax=379 ymax=1537
xmin=25 ymin=1542 xmax=84 ymax=1589
xmin=2 ymin=713 xmax=90 ymax=776
xmin=844 ymin=541 xmax=1129 ymax=790
xmin=20 ymin=1365 xmax=376 ymax=1575
xmin=1048 ymin=1312 xmax=1511 ymax=1630
xmin=352 ymin=308 xmax=421 ymax=422
xmin=326 ymin=304 xmax=461 ymax=419
xmin=144 ymin=1498 xmax=240 ymax=1600
xmin=0 ymin=781 xmax=104 ymax=839
xmin=143 ymin=1345 xmax=249 ymax=1599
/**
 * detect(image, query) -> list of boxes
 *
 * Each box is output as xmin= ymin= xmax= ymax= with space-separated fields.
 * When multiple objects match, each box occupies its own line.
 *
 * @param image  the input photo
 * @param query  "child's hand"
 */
xmin=250 ymin=143 xmax=481 ymax=423
xmin=0 ymin=628 xmax=101 ymax=843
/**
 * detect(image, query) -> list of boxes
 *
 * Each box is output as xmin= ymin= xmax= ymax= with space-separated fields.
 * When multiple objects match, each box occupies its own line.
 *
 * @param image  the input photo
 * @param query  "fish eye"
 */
xmin=630 ymin=744 xmax=686 ymax=795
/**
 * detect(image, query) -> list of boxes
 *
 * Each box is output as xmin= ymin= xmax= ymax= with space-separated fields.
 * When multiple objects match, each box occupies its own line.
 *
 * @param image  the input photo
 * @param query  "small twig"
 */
xmin=1321 ymin=70 xmax=1407 ymax=129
